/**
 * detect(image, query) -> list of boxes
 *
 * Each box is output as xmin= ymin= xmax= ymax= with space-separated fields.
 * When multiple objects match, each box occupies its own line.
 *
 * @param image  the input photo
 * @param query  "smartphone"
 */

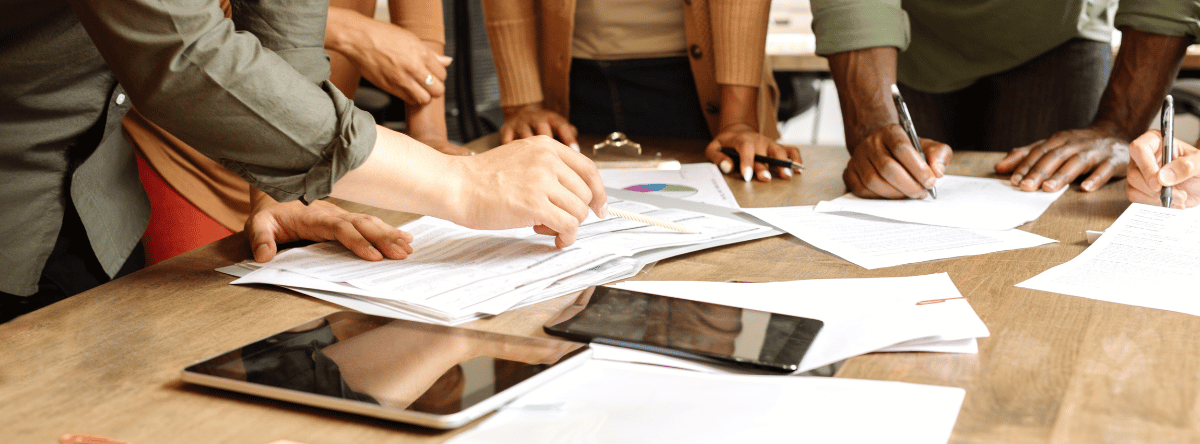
xmin=182 ymin=312 xmax=590 ymax=429
xmin=544 ymin=286 xmax=822 ymax=374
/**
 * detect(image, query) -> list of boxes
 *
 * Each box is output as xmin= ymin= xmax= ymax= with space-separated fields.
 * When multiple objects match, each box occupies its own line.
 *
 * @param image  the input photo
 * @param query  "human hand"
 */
xmin=1126 ymin=130 xmax=1200 ymax=208
xmin=450 ymin=136 xmax=605 ymax=248
xmin=994 ymin=124 xmax=1129 ymax=192
xmin=344 ymin=16 xmax=453 ymax=106
xmin=499 ymin=104 xmax=579 ymax=150
xmin=843 ymin=123 xmax=951 ymax=199
xmin=245 ymin=196 xmax=414 ymax=263
xmin=704 ymin=123 xmax=801 ymax=182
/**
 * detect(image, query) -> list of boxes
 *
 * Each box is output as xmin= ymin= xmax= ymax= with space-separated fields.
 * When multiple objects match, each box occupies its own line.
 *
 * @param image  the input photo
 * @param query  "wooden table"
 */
xmin=2 ymin=135 xmax=1188 ymax=443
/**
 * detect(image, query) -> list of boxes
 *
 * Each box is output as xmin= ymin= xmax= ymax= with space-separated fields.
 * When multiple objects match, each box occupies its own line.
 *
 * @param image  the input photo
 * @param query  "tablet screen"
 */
xmin=185 ymin=312 xmax=587 ymax=418
xmin=544 ymin=286 xmax=823 ymax=373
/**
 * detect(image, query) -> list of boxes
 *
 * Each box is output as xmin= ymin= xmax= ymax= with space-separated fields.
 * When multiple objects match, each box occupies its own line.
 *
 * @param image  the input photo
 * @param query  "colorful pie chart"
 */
xmin=622 ymin=183 xmax=698 ymax=199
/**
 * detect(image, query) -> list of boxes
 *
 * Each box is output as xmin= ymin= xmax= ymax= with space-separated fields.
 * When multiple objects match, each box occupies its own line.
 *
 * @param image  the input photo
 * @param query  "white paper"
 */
xmin=1017 ymin=204 xmax=1200 ymax=316
xmin=449 ymin=360 xmax=965 ymax=444
xmin=233 ymin=196 xmax=773 ymax=324
xmin=612 ymin=273 xmax=990 ymax=372
xmin=744 ymin=206 xmax=1056 ymax=269
xmin=600 ymin=163 xmax=741 ymax=208
xmin=814 ymin=175 xmax=1066 ymax=230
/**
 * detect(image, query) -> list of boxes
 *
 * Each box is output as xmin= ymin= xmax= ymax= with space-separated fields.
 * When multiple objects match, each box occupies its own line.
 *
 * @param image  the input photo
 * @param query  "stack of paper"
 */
xmin=449 ymin=360 xmax=966 ymax=444
xmin=601 ymin=273 xmax=989 ymax=374
xmin=1018 ymin=203 xmax=1200 ymax=316
xmin=744 ymin=175 xmax=1063 ymax=269
xmin=229 ymin=195 xmax=777 ymax=324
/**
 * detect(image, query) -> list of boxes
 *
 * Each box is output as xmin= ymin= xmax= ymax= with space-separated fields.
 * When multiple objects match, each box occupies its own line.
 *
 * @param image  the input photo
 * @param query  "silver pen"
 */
xmin=890 ymin=84 xmax=938 ymax=199
xmin=1162 ymin=95 xmax=1174 ymax=208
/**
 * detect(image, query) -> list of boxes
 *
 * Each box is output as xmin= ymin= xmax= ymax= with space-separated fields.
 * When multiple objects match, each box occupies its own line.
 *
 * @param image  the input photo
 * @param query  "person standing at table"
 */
xmin=481 ymin=0 xmax=802 ymax=183
xmin=811 ymin=0 xmax=1198 ymax=199
xmin=127 ymin=0 xmax=472 ymax=266
xmin=0 ymin=0 xmax=606 ymax=322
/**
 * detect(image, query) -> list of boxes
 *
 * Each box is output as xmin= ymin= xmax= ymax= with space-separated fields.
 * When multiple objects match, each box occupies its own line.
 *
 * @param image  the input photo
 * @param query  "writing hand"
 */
xmin=1127 ymin=130 xmax=1200 ymax=208
xmin=843 ymin=123 xmax=951 ymax=199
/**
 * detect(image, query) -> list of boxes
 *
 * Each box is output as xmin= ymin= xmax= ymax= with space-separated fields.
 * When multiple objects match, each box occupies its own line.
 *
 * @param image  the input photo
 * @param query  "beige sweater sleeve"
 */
xmin=389 ymin=0 xmax=445 ymax=46
xmin=482 ymin=0 xmax=545 ymax=107
xmin=710 ymin=0 xmax=770 ymax=87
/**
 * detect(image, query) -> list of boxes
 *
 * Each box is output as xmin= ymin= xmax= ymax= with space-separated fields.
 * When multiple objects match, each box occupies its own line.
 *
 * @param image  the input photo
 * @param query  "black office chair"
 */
xmin=443 ymin=0 xmax=502 ymax=143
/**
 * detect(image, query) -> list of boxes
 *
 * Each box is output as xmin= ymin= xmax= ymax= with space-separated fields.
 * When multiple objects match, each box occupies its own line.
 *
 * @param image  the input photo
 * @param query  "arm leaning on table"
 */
xmin=1127 ymin=131 xmax=1200 ymax=209
xmin=994 ymin=0 xmax=1198 ymax=193
xmin=702 ymin=0 xmax=802 ymax=183
xmin=71 ymin=0 xmax=606 ymax=249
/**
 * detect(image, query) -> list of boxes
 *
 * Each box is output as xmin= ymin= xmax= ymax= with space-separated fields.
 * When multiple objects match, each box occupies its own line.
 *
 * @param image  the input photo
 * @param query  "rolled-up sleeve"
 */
xmin=810 ymin=0 xmax=910 ymax=56
xmin=1116 ymin=0 xmax=1200 ymax=43
xmin=68 ymin=0 xmax=375 ymax=204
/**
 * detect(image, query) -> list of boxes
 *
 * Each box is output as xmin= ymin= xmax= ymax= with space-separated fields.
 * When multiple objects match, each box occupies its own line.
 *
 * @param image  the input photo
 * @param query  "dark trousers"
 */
xmin=898 ymin=38 xmax=1113 ymax=152
xmin=569 ymin=56 xmax=712 ymax=141
xmin=0 ymin=200 xmax=144 ymax=323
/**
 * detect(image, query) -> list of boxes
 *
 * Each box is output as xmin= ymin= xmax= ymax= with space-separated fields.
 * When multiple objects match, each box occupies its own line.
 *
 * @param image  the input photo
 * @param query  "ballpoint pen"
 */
xmin=1161 ymin=95 xmax=1174 ymax=208
xmin=719 ymin=147 xmax=805 ymax=174
xmin=890 ymin=84 xmax=937 ymax=199
xmin=605 ymin=206 xmax=699 ymax=234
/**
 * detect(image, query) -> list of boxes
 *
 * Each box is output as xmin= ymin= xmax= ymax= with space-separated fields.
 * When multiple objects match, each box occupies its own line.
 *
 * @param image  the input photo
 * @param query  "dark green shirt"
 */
xmin=0 ymin=0 xmax=377 ymax=296
xmin=811 ymin=0 xmax=1200 ymax=93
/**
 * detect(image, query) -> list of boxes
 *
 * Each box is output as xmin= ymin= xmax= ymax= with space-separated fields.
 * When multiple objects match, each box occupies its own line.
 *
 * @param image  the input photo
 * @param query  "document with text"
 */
xmin=231 ymin=196 xmax=774 ymax=324
xmin=814 ymin=175 xmax=1066 ymax=230
xmin=1017 ymin=203 xmax=1200 ymax=316
xmin=744 ymin=206 xmax=1056 ymax=269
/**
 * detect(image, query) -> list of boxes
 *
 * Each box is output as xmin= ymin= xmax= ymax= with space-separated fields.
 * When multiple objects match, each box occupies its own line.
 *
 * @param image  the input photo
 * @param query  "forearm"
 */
xmin=828 ymin=47 xmax=899 ymax=154
xmin=1093 ymin=28 xmax=1190 ymax=140
xmin=718 ymin=85 xmax=760 ymax=132
xmin=331 ymin=125 xmax=463 ymax=220
xmin=407 ymin=41 xmax=450 ymax=142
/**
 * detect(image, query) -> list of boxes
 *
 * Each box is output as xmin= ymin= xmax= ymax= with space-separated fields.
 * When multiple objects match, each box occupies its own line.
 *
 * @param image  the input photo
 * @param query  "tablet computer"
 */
xmin=182 ymin=312 xmax=590 ymax=429
xmin=544 ymin=285 xmax=822 ymax=374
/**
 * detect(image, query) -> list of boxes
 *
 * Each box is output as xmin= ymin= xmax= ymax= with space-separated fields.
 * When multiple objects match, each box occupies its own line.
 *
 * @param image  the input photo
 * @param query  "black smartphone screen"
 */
xmin=544 ymin=286 xmax=823 ymax=373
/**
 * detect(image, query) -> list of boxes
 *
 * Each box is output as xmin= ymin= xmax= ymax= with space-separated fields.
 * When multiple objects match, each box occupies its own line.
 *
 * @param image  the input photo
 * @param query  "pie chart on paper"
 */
xmin=622 ymin=183 xmax=698 ymax=199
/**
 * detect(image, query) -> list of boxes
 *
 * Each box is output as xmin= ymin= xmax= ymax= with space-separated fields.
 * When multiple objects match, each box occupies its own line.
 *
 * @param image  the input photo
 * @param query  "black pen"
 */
xmin=1162 ymin=95 xmax=1174 ymax=208
xmin=891 ymin=84 xmax=937 ymax=199
xmin=719 ymin=147 xmax=805 ymax=173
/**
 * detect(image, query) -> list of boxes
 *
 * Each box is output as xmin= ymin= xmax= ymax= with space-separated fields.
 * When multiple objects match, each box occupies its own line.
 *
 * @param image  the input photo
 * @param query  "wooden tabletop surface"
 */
xmin=3 ymin=134 xmax=1189 ymax=444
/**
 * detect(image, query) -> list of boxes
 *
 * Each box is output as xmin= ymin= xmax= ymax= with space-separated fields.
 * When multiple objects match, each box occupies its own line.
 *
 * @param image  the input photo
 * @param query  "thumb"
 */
xmin=248 ymin=220 xmax=278 ymax=263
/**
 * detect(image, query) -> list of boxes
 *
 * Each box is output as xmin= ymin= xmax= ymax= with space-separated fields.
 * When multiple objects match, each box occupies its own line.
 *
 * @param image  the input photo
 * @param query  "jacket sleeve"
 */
xmin=481 ymin=0 xmax=544 ymax=107
xmin=810 ymin=0 xmax=910 ymax=56
xmin=710 ymin=0 xmax=771 ymax=87
xmin=1116 ymin=0 xmax=1200 ymax=43
xmin=69 ymin=0 xmax=376 ymax=204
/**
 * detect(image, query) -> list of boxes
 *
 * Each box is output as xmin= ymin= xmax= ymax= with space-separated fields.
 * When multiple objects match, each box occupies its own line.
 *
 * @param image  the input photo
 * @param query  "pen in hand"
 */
xmin=718 ymin=147 xmax=804 ymax=175
xmin=1161 ymin=95 xmax=1174 ymax=208
xmin=890 ymin=84 xmax=937 ymax=199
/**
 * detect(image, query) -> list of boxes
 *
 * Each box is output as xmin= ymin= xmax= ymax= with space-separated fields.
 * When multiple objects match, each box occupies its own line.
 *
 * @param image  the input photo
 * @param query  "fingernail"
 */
xmin=1160 ymin=169 xmax=1177 ymax=185
xmin=366 ymin=246 xmax=381 ymax=259
xmin=1011 ymin=174 xmax=1023 ymax=184
xmin=1081 ymin=180 xmax=1094 ymax=191
xmin=569 ymin=142 xmax=580 ymax=152
xmin=742 ymin=167 xmax=752 ymax=182
xmin=719 ymin=160 xmax=732 ymax=174
xmin=598 ymin=206 xmax=609 ymax=218
xmin=781 ymin=168 xmax=792 ymax=178
xmin=761 ymin=171 xmax=772 ymax=181
xmin=1043 ymin=180 xmax=1058 ymax=190
xmin=923 ymin=177 xmax=936 ymax=188
xmin=396 ymin=240 xmax=413 ymax=254
xmin=1020 ymin=179 xmax=1036 ymax=190
xmin=254 ymin=244 xmax=271 ymax=260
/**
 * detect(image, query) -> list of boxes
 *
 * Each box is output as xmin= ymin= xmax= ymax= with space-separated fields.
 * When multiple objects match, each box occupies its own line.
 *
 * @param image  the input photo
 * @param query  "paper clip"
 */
xmin=916 ymin=297 xmax=965 ymax=305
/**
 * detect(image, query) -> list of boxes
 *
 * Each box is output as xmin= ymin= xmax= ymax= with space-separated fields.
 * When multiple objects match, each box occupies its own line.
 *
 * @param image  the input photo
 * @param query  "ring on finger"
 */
xmin=424 ymin=74 xmax=435 ymax=86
